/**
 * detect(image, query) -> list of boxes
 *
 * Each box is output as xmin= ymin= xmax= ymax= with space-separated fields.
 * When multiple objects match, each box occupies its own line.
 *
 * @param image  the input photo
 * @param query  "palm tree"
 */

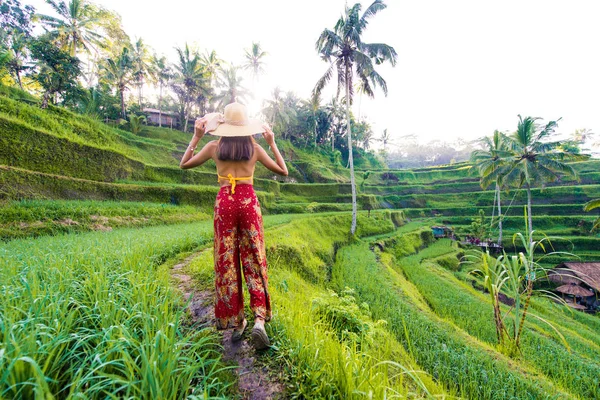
xmin=131 ymin=38 xmax=151 ymax=107
xmin=171 ymin=43 xmax=208 ymax=131
xmin=470 ymin=130 xmax=512 ymax=245
xmin=37 ymin=0 xmax=104 ymax=57
xmin=214 ymin=65 xmax=250 ymax=109
xmin=261 ymin=87 xmax=296 ymax=138
xmin=362 ymin=128 xmax=374 ymax=150
xmin=583 ymin=199 xmax=600 ymax=231
xmin=5 ymin=31 xmax=28 ymax=89
xmin=151 ymin=54 xmax=172 ymax=127
xmin=325 ymin=96 xmax=346 ymax=152
xmin=243 ymin=42 xmax=267 ymax=81
xmin=502 ymin=115 xmax=585 ymax=243
xmin=313 ymin=0 xmax=397 ymax=235
xmin=101 ymin=46 xmax=134 ymax=118
xmin=305 ymin=94 xmax=321 ymax=147
xmin=201 ymin=49 xmax=221 ymax=84
xmin=379 ymin=128 xmax=391 ymax=152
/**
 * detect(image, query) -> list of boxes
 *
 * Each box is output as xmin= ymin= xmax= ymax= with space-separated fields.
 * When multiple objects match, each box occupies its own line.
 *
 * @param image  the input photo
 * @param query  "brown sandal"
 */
xmin=231 ymin=319 xmax=247 ymax=342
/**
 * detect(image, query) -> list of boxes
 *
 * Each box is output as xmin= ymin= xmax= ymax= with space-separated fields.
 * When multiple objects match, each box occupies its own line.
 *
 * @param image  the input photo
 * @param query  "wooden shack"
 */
xmin=548 ymin=262 xmax=600 ymax=312
xmin=143 ymin=108 xmax=178 ymax=128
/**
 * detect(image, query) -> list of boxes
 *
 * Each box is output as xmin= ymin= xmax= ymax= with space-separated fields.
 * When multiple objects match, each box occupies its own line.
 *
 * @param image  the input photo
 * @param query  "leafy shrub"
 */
xmin=312 ymin=287 xmax=384 ymax=348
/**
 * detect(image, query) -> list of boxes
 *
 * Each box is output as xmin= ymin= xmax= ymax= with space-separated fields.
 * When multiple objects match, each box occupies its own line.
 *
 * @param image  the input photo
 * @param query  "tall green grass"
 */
xmin=398 ymin=241 xmax=600 ymax=399
xmin=331 ymin=241 xmax=567 ymax=399
xmin=0 ymin=221 xmax=233 ymax=398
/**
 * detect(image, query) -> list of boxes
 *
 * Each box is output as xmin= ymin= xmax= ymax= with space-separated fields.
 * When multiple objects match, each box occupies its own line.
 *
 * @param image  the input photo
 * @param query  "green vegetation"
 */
xmin=0 ymin=199 xmax=209 ymax=240
xmin=0 ymin=221 xmax=233 ymax=398
xmin=2 ymin=1 xmax=599 ymax=398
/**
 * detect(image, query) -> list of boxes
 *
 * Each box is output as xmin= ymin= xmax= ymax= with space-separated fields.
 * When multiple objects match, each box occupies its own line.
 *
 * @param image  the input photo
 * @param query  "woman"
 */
xmin=179 ymin=102 xmax=288 ymax=349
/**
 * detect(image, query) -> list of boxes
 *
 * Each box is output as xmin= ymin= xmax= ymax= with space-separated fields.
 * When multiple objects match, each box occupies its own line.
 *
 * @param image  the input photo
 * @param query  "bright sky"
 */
xmin=29 ymin=0 xmax=600 ymax=148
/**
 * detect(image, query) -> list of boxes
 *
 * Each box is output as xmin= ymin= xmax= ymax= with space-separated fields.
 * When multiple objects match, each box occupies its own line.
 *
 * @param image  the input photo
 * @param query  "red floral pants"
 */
xmin=213 ymin=184 xmax=271 ymax=329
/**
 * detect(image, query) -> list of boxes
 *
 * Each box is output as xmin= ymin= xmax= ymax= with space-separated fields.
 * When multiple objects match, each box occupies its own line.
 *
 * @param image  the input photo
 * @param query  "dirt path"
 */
xmin=171 ymin=251 xmax=286 ymax=400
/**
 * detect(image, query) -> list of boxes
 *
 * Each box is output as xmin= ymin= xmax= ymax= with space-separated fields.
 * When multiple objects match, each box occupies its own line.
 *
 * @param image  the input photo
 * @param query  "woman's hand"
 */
xmin=194 ymin=117 xmax=207 ymax=139
xmin=262 ymin=124 xmax=275 ymax=146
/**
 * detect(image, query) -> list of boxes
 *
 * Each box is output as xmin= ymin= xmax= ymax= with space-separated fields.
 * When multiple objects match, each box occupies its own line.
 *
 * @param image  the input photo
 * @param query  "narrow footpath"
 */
xmin=170 ymin=251 xmax=286 ymax=400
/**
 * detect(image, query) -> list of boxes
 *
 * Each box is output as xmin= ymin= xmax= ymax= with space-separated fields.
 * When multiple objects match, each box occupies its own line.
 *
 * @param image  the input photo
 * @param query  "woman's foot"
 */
xmin=231 ymin=319 xmax=247 ymax=342
xmin=251 ymin=317 xmax=270 ymax=350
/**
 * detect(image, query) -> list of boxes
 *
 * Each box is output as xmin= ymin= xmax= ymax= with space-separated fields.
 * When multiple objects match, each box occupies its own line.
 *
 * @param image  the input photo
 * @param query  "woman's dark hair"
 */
xmin=217 ymin=136 xmax=255 ymax=161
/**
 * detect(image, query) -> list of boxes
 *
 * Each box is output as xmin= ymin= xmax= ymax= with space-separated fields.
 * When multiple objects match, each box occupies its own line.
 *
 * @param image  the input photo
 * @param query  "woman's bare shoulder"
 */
xmin=253 ymin=142 xmax=267 ymax=152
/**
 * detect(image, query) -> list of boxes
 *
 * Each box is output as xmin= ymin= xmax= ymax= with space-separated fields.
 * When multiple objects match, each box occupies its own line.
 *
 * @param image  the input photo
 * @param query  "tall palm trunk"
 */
xmin=16 ymin=71 xmax=23 ymax=90
xmin=119 ymin=85 xmax=126 ymax=119
xmin=158 ymin=83 xmax=163 ymax=127
xmin=41 ymin=91 xmax=50 ymax=109
xmin=314 ymin=112 xmax=318 ymax=148
xmin=526 ymin=182 xmax=533 ymax=244
xmin=345 ymin=72 xmax=357 ymax=235
xmin=496 ymin=181 xmax=503 ymax=245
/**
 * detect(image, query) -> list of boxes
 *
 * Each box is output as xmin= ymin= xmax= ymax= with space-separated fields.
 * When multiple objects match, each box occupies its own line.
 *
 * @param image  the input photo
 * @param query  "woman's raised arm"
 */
xmin=180 ymin=117 xmax=215 ymax=169
xmin=256 ymin=124 xmax=288 ymax=176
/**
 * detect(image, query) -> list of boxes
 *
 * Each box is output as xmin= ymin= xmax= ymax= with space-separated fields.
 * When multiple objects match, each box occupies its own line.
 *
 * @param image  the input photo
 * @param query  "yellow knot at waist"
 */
xmin=218 ymin=173 xmax=253 ymax=194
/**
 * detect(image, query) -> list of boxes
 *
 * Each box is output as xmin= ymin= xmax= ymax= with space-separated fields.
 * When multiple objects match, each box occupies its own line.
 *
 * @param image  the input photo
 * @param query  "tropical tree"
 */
xmin=379 ymin=129 xmax=391 ymax=152
xmin=171 ymin=43 xmax=209 ymax=131
xmin=262 ymin=87 xmax=296 ymax=138
xmin=502 ymin=115 xmax=585 ymax=243
xmin=1 ymin=0 xmax=35 ymax=36
xmin=358 ymin=121 xmax=374 ymax=150
xmin=131 ymin=38 xmax=151 ymax=107
xmin=201 ymin=49 xmax=221 ymax=84
xmin=29 ymin=33 xmax=81 ymax=108
xmin=313 ymin=0 xmax=397 ymax=234
xmin=214 ymin=65 xmax=250 ymax=109
xmin=101 ymin=46 xmax=134 ymax=118
xmin=470 ymin=130 xmax=512 ymax=245
xmin=37 ymin=0 xmax=104 ymax=57
xmin=151 ymin=54 xmax=173 ymax=127
xmin=304 ymin=94 xmax=321 ymax=147
xmin=325 ymin=96 xmax=346 ymax=152
xmin=127 ymin=113 xmax=146 ymax=134
xmin=583 ymin=199 xmax=600 ymax=231
xmin=243 ymin=42 xmax=267 ymax=81
xmin=4 ymin=31 xmax=29 ymax=89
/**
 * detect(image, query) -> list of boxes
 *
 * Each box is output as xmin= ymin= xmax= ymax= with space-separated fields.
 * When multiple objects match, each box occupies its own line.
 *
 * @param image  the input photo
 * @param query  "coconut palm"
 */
xmin=4 ymin=31 xmax=28 ymax=89
xmin=171 ymin=43 xmax=209 ymax=131
xmin=362 ymin=128 xmax=374 ymax=150
xmin=201 ymin=50 xmax=221 ymax=84
xmin=213 ymin=65 xmax=250 ymax=109
xmin=243 ymin=42 xmax=267 ymax=81
xmin=313 ymin=0 xmax=397 ymax=235
xmin=305 ymin=94 xmax=321 ymax=147
xmin=37 ymin=0 xmax=104 ymax=57
xmin=470 ymin=130 xmax=512 ymax=245
xmin=131 ymin=38 xmax=151 ymax=107
xmin=151 ymin=54 xmax=172 ymax=127
xmin=584 ymin=199 xmax=600 ymax=231
xmin=325 ymin=96 xmax=346 ymax=152
xmin=261 ymin=87 xmax=296 ymax=139
xmin=101 ymin=46 xmax=134 ymax=118
xmin=379 ymin=128 xmax=391 ymax=152
xmin=502 ymin=115 xmax=585 ymax=243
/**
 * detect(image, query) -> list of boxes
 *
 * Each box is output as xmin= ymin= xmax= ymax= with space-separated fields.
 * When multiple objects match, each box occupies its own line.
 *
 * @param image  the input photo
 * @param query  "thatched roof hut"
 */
xmin=548 ymin=262 xmax=600 ymax=293
xmin=555 ymin=284 xmax=595 ymax=297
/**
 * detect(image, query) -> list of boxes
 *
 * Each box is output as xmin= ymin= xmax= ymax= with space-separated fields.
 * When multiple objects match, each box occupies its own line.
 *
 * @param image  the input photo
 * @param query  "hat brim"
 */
xmin=207 ymin=119 xmax=265 ymax=137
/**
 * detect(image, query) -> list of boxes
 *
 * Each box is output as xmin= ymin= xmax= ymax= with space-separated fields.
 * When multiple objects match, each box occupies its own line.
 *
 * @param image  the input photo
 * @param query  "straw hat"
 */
xmin=204 ymin=102 xmax=265 ymax=137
